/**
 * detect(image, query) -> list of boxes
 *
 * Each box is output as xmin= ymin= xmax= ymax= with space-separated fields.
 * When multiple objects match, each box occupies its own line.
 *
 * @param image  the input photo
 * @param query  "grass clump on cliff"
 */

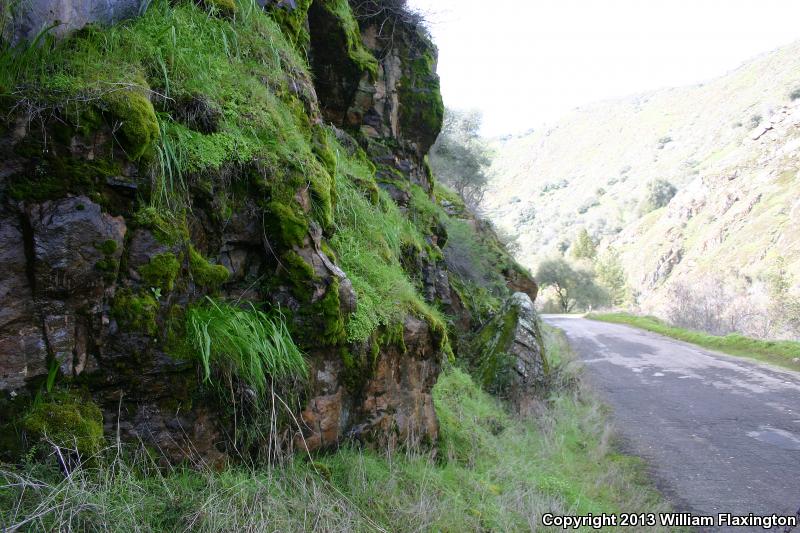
xmin=186 ymin=298 xmax=307 ymax=393
xmin=589 ymin=312 xmax=800 ymax=371
xmin=328 ymin=135 xmax=444 ymax=343
xmin=0 ymin=326 xmax=677 ymax=532
xmin=2 ymin=0 xmax=334 ymax=236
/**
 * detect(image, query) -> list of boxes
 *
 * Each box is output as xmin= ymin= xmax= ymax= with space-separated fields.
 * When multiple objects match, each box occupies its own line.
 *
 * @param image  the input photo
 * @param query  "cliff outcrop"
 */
xmin=0 ymin=0 xmax=543 ymax=463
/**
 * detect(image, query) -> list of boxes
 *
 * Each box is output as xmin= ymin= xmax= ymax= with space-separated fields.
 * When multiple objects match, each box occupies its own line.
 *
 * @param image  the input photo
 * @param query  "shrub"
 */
xmin=638 ymin=179 xmax=676 ymax=214
xmin=790 ymin=87 xmax=800 ymax=101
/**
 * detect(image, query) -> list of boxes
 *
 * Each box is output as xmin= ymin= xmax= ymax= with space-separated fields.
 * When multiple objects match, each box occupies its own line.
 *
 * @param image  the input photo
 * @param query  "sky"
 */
xmin=406 ymin=0 xmax=800 ymax=137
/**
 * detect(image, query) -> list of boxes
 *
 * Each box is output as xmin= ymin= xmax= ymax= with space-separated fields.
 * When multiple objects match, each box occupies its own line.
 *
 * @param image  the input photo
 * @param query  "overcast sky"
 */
xmin=406 ymin=0 xmax=800 ymax=137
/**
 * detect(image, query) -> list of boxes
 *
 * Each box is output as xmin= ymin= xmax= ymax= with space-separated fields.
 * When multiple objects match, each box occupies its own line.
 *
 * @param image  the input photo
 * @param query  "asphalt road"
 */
xmin=544 ymin=316 xmax=800 ymax=531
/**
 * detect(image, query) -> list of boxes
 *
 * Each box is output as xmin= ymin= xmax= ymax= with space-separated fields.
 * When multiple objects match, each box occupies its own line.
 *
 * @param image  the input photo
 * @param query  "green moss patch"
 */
xmin=102 ymin=86 xmax=159 ymax=160
xmin=139 ymin=252 xmax=182 ymax=292
xmin=268 ymin=0 xmax=313 ymax=51
xmin=317 ymin=0 xmax=378 ymax=76
xmin=112 ymin=289 xmax=159 ymax=335
xmin=22 ymin=390 xmax=104 ymax=456
xmin=189 ymin=246 xmax=229 ymax=289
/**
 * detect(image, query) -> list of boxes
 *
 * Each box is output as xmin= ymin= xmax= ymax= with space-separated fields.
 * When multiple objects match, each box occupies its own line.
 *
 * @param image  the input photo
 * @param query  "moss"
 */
xmin=133 ymin=207 xmax=187 ymax=245
xmin=7 ymin=145 xmax=121 ymax=203
xmin=189 ymin=246 xmax=230 ymax=288
xmin=112 ymin=289 xmax=159 ymax=335
xmin=314 ymin=278 xmax=347 ymax=345
xmin=319 ymin=0 xmax=378 ymax=77
xmin=281 ymin=250 xmax=317 ymax=296
xmin=95 ymin=239 xmax=118 ymax=255
xmin=267 ymin=201 xmax=309 ymax=247
xmin=398 ymin=50 xmax=444 ymax=148
xmin=140 ymin=252 xmax=182 ymax=292
xmin=22 ymin=390 xmax=104 ymax=456
xmin=268 ymin=0 xmax=313 ymax=51
xmin=102 ymin=86 xmax=159 ymax=160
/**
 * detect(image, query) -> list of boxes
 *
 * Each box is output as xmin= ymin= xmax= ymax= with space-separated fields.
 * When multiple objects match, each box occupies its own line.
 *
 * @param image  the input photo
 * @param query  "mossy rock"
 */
xmin=268 ymin=0 xmax=313 ymax=51
xmin=140 ymin=252 xmax=182 ymax=292
xmin=266 ymin=201 xmax=309 ymax=247
xmin=189 ymin=246 xmax=230 ymax=288
xmin=22 ymin=390 xmax=104 ymax=456
xmin=112 ymin=289 xmax=159 ymax=335
xmin=102 ymin=86 xmax=159 ymax=160
xmin=133 ymin=207 xmax=188 ymax=245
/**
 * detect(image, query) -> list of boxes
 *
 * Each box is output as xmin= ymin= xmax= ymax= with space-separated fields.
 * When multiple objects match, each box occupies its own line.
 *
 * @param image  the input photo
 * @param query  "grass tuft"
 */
xmin=186 ymin=298 xmax=307 ymax=393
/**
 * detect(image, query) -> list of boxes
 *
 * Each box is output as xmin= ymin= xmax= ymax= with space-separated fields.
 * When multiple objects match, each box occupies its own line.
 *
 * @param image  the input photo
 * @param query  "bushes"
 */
xmin=638 ymin=179 xmax=676 ymax=214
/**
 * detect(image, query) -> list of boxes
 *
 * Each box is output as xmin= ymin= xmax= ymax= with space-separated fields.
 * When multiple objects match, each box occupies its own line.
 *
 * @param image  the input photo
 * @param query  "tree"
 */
xmin=571 ymin=228 xmax=597 ymax=260
xmin=535 ymin=258 xmax=607 ymax=313
xmin=429 ymin=108 xmax=491 ymax=210
xmin=639 ymin=179 xmax=676 ymax=215
xmin=766 ymin=257 xmax=800 ymax=337
xmin=595 ymin=247 xmax=628 ymax=306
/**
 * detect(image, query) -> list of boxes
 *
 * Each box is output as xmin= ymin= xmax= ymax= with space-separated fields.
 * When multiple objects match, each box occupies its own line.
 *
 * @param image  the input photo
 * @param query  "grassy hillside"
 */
xmin=0 ymin=326 xmax=679 ymax=532
xmin=484 ymin=41 xmax=800 ymax=316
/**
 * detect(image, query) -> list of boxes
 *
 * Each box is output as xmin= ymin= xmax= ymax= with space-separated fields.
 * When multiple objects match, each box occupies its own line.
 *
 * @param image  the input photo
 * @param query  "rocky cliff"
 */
xmin=0 ymin=0 xmax=544 ymax=463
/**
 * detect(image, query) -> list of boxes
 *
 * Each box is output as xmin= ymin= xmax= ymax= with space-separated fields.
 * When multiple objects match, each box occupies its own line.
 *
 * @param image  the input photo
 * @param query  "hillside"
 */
xmin=484 ymin=41 xmax=800 ymax=321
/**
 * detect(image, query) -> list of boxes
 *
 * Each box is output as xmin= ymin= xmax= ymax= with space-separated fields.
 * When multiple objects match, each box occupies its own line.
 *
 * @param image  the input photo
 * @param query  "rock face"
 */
xmin=471 ymin=293 xmax=548 ymax=413
xmin=0 ymin=0 xmax=542 ymax=463
xmin=5 ymin=0 xmax=147 ymax=43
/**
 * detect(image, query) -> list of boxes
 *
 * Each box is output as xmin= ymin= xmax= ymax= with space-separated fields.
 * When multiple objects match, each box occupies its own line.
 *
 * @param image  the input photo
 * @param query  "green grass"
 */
xmin=329 ymin=135 xmax=446 ymax=343
xmin=186 ymin=298 xmax=307 ymax=394
xmin=589 ymin=312 xmax=800 ymax=371
xmin=0 ymin=325 xmax=678 ymax=532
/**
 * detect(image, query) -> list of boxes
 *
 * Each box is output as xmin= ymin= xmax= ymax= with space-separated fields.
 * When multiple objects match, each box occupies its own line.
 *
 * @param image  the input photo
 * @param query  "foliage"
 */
xmin=595 ymin=247 xmax=629 ymax=307
xmin=2 ymin=0 xmax=334 ymax=236
xmin=1 ymin=328 xmax=675 ymax=532
xmin=638 ymin=179 xmax=677 ymax=214
xmin=790 ymin=87 xmax=800 ymax=101
xmin=536 ymin=258 xmax=607 ymax=312
xmin=429 ymin=108 xmax=491 ymax=210
xmin=589 ymin=312 xmax=800 ymax=371
xmin=186 ymin=298 xmax=307 ymax=394
xmin=764 ymin=256 xmax=800 ymax=337
xmin=571 ymin=227 xmax=597 ymax=260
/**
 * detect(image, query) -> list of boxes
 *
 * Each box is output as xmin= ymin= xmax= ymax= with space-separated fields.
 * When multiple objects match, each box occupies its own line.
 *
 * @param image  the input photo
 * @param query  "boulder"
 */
xmin=472 ymin=292 xmax=548 ymax=413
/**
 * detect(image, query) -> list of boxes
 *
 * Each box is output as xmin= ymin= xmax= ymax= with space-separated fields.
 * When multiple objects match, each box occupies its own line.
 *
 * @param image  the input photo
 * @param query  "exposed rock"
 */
xmin=300 ymin=314 xmax=442 ymax=451
xmin=0 ymin=214 xmax=47 ymax=391
xmin=6 ymin=0 xmax=147 ymax=43
xmin=0 ymin=0 xmax=537 ymax=466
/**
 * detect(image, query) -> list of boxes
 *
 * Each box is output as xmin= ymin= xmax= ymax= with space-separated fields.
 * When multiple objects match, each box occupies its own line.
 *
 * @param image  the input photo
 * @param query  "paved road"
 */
xmin=544 ymin=316 xmax=800 ymax=530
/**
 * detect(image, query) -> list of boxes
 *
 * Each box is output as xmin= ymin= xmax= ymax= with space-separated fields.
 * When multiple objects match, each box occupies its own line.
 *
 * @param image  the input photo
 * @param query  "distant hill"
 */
xmin=483 ymin=40 xmax=800 ymax=318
